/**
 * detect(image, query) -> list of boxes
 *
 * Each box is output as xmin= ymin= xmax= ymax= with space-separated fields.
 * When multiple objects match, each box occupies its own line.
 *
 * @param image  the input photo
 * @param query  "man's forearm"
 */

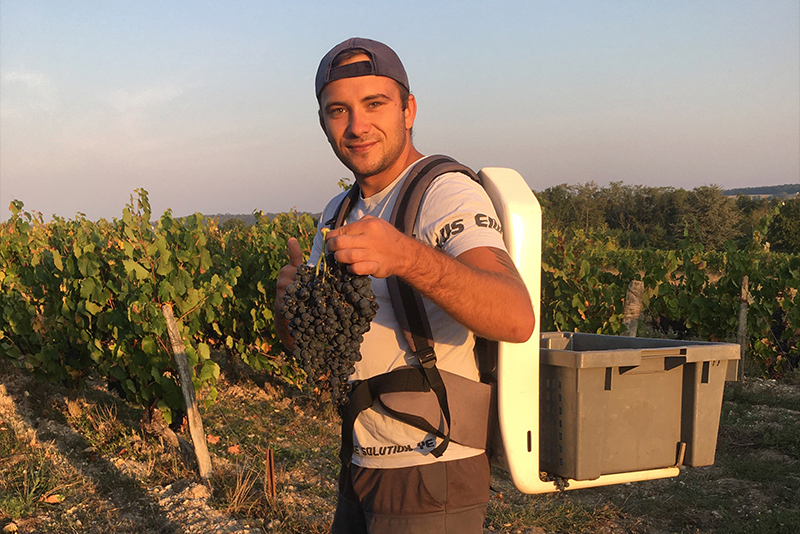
xmin=395 ymin=238 xmax=535 ymax=343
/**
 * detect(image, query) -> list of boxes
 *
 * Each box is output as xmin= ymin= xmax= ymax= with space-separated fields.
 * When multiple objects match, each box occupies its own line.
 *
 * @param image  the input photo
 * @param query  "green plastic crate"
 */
xmin=539 ymin=332 xmax=739 ymax=481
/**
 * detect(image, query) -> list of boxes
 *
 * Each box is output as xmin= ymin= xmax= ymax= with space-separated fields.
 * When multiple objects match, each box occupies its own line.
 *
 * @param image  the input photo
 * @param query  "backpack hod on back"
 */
xmin=329 ymin=155 xmax=736 ymax=495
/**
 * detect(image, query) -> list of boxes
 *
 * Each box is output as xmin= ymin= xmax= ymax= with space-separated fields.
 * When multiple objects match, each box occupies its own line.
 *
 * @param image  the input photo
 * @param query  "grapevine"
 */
xmin=280 ymin=228 xmax=378 ymax=405
xmin=1 ymin=187 xmax=797 ymax=428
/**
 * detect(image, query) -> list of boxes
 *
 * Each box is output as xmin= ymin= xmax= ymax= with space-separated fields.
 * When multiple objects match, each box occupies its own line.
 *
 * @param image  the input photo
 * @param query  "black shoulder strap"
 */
xmin=325 ymin=182 xmax=361 ymax=230
xmin=386 ymin=155 xmax=479 ymax=353
xmin=332 ymin=155 xmax=480 ymax=461
xmin=391 ymin=155 xmax=480 ymax=236
xmin=386 ymin=155 xmax=479 ymax=458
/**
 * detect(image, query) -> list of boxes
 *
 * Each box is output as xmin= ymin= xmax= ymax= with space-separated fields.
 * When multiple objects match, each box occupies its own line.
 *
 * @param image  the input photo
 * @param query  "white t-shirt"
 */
xmin=309 ymin=159 xmax=507 ymax=468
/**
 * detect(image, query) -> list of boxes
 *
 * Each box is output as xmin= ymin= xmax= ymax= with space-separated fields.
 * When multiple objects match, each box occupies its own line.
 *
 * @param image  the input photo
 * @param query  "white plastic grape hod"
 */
xmin=476 ymin=167 xmax=739 ymax=494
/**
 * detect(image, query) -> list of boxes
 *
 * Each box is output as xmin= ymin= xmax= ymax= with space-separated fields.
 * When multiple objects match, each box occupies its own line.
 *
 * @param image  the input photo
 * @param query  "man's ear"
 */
xmin=404 ymin=94 xmax=417 ymax=131
xmin=318 ymin=109 xmax=327 ymax=135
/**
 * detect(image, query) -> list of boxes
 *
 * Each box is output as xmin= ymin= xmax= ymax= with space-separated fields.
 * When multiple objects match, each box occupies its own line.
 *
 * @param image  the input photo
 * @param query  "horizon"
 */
xmin=4 ymin=180 xmax=798 ymax=224
xmin=2 ymin=1 xmax=799 ymax=222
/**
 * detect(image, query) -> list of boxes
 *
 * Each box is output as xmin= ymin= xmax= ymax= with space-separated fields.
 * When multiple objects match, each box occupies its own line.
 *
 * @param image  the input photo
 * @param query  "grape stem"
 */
xmin=315 ymin=228 xmax=331 ymax=277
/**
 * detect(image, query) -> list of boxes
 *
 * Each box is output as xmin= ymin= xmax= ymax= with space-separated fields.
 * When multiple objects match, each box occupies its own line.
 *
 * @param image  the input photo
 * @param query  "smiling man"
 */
xmin=275 ymin=38 xmax=534 ymax=533
xmin=318 ymin=52 xmax=418 ymax=194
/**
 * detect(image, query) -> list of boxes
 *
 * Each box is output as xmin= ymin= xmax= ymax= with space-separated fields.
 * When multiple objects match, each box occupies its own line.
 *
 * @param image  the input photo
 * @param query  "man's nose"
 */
xmin=346 ymin=109 xmax=370 ymax=137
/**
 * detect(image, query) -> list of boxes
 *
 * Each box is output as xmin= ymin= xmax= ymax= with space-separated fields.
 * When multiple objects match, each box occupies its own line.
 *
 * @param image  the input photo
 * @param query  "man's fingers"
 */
xmin=326 ymin=215 xmax=376 ymax=238
xmin=287 ymin=237 xmax=303 ymax=267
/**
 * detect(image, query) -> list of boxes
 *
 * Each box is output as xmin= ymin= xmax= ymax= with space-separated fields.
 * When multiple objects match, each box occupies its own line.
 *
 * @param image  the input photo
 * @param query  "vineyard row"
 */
xmin=1 ymin=190 xmax=798 ymax=421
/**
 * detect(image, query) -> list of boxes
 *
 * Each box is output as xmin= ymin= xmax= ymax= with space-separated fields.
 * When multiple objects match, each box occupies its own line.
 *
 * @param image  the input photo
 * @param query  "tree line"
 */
xmin=535 ymin=182 xmax=799 ymax=252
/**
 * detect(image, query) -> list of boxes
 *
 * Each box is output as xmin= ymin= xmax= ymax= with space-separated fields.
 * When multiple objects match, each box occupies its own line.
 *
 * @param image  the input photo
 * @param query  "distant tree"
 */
xmin=663 ymin=187 xmax=691 ymax=239
xmin=220 ymin=218 xmax=247 ymax=234
xmin=768 ymin=197 xmax=800 ymax=252
xmin=537 ymin=184 xmax=574 ymax=230
xmin=631 ymin=186 xmax=691 ymax=249
xmin=538 ymin=182 xmax=606 ymax=233
xmin=536 ymin=181 xmax=780 ymax=252
xmin=680 ymin=185 xmax=741 ymax=250
xmin=572 ymin=182 xmax=606 ymax=233
xmin=599 ymin=182 xmax=657 ymax=247
xmin=601 ymin=182 xmax=638 ymax=233
xmin=735 ymin=194 xmax=773 ymax=248
xmin=735 ymin=193 xmax=770 ymax=216
xmin=724 ymin=183 xmax=800 ymax=197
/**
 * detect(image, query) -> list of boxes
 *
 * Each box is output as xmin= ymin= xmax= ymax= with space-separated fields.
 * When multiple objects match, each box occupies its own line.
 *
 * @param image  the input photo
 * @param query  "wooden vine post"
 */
xmin=622 ymin=280 xmax=644 ymax=337
xmin=737 ymin=275 xmax=749 ymax=381
xmin=162 ymin=303 xmax=213 ymax=482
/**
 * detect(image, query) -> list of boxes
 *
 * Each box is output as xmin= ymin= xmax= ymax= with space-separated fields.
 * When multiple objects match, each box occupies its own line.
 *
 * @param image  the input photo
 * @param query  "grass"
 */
xmin=485 ymin=485 xmax=638 ymax=533
xmin=0 ymin=425 xmax=65 ymax=518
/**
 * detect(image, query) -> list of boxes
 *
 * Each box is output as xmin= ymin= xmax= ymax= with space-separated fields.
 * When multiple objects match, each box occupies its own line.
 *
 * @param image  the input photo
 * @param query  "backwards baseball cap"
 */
xmin=315 ymin=37 xmax=409 ymax=101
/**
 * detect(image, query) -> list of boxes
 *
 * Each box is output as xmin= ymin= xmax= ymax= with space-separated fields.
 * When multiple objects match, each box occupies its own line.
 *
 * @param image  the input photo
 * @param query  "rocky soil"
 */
xmin=0 ymin=361 xmax=263 ymax=534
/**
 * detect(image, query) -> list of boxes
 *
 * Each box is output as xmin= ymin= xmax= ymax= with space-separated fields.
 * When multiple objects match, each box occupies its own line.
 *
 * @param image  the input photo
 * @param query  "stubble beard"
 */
xmin=335 ymin=124 xmax=408 ymax=180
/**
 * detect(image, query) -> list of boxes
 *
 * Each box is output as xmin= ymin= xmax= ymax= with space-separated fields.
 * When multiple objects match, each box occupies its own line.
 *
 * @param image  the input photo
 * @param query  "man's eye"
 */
xmin=328 ymin=107 xmax=346 ymax=117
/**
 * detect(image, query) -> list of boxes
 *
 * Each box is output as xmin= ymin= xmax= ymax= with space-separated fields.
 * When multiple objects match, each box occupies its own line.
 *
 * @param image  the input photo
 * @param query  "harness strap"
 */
xmin=326 ymin=183 xmax=361 ymax=229
xmin=383 ymin=156 xmax=479 ymax=460
xmin=338 ymin=367 xmax=435 ymax=465
xmin=390 ymin=155 xmax=480 ymax=237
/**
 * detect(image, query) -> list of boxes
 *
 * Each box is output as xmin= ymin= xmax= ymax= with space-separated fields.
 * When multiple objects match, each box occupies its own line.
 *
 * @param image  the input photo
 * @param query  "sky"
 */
xmin=1 ymin=0 xmax=799 ymax=222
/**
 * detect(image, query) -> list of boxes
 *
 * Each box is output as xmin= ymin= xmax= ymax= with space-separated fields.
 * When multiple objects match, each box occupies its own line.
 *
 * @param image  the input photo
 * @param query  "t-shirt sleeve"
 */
xmin=415 ymin=172 xmax=507 ymax=258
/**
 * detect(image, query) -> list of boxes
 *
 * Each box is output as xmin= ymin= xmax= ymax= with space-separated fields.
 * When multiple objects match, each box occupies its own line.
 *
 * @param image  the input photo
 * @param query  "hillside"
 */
xmin=723 ymin=183 xmax=800 ymax=198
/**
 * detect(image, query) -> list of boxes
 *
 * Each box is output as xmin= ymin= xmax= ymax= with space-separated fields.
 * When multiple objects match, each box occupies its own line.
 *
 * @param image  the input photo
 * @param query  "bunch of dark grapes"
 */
xmin=280 ymin=251 xmax=378 ymax=405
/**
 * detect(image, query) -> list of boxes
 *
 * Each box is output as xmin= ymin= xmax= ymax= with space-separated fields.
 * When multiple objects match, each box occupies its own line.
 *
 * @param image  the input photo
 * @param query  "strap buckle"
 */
xmin=416 ymin=346 xmax=437 ymax=369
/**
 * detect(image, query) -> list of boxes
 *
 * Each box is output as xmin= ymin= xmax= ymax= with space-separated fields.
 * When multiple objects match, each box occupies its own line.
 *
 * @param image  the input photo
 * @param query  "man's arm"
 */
xmin=325 ymin=216 xmax=535 ymax=343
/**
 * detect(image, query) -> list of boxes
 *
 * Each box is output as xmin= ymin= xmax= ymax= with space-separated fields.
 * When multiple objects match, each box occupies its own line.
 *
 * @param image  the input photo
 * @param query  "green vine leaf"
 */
xmin=123 ymin=259 xmax=150 ymax=280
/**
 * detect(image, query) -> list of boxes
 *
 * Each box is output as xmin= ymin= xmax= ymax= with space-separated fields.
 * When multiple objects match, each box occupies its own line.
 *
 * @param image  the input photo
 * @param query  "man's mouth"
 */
xmin=346 ymin=140 xmax=378 ymax=154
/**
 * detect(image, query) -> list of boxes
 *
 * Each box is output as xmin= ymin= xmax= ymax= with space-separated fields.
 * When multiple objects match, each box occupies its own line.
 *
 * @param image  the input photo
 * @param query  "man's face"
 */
xmin=319 ymin=59 xmax=414 ymax=182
